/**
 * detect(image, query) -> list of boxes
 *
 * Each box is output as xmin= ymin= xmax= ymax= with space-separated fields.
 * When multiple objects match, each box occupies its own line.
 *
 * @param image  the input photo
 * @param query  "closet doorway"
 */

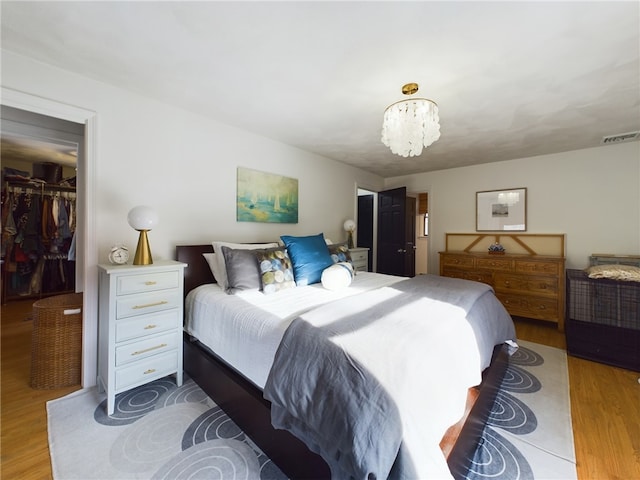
xmin=1 ymin=105 xmax=84 ymax=303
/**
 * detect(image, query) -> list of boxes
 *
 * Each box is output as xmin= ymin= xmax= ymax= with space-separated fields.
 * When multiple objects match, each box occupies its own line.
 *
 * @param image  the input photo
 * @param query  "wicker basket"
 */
xmin=30 ymin=293 xmax=83 ymax=389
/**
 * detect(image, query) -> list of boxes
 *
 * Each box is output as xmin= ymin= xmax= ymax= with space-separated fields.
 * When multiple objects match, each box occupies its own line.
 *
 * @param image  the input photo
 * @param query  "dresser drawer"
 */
xmin=115 ymin=331 xmax=180 ymax=366
xmin=494 ymin=273 xmax=558 ymax=296
xmin=496 ymin=293 xmax=559 ymax=320
xmin=476 ymin=257 xmax=512 ymax=272
xmin=441 ymin=255 xmax=475 ymax=269
xmin=115 ymin=351 xmax=179 ymax=391
xmin=117 ymin=270 xmax=181 ymax=295
xmin=513 ymin=260 xmax=561 ymax=276
xmin=115 ymin=310 xmax=181 ymax=342
xmin=116 ymin=290 xmax=180 ymax=319
xmin=350 ymin=250 xmax=368 ymax=262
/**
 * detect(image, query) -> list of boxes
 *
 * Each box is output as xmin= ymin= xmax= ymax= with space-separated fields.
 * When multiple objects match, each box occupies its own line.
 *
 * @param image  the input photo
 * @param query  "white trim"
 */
xmin=1 ymin=87 xmax=99 ymax=388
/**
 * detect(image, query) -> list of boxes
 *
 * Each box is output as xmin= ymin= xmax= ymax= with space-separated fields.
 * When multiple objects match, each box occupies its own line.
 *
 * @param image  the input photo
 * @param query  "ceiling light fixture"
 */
xmin=381 ymin=83 xmax=441 ymax=157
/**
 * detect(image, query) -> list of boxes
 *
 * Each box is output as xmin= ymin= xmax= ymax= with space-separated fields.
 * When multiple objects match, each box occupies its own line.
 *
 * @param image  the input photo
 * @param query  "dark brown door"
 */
xmin=376 ymin=186 xmax=414 ymax=276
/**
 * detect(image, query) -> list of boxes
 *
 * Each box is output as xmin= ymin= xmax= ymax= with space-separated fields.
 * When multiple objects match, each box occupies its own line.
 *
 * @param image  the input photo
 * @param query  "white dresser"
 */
xmin=97 ymin=260 xmax=187 ymax=415
xmin=349 ymin=247 xmax=370 ymax=272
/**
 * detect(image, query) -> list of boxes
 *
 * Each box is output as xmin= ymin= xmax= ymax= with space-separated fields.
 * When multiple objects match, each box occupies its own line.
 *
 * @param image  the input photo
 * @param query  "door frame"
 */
xmin=2 ymin=87 xmax=98 ymax=388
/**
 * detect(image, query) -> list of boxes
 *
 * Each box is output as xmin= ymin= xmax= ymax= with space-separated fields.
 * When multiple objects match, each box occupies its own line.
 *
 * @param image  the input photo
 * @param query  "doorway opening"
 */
xmin=1 ymin=105 xmax=84 ymax=304
xmin=357 ymin=187 xmax=429 ymax=276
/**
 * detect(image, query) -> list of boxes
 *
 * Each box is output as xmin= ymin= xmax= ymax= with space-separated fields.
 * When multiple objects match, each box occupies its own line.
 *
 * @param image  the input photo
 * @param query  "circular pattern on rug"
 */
xmin=466 ymin=428 xmax=534 ymax=480
xmin=110 ymin=402 xmax=210 ymax=473
xmin=151 ymin=439 xmax=261 ymax=480
xmin=487 ymin=391 xmax=537 ymax=435
xmin=95 ymin=378 xmax=180 ymax=426
xmin=182 ymin=406 xmax=246 ymax=449
xmin=509 ymin=345 xmax=544 ymax=367
xmin=156 ymin=379 xmax=210 ymax=409
xmin=500 ymin=365 xmax=541 ymax=394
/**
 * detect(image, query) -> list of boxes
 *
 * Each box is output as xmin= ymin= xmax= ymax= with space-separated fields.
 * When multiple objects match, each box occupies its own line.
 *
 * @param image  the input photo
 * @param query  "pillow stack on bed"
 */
xmin=204 ymin=233 xmax=355 ymax=295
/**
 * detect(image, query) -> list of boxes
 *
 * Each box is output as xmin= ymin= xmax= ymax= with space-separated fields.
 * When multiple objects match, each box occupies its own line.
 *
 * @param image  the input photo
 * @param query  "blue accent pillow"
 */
xmin=280 ymin=233 xmax=334 ymax=286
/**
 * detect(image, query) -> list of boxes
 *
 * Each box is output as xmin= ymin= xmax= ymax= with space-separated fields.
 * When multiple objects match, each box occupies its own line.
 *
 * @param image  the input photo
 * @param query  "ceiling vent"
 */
xmin=601 ymin=131 xmax=640 ymax=145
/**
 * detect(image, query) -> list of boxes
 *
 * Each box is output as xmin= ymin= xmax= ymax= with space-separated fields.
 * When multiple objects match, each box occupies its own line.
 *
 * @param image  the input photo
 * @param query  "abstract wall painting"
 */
xmin=236 ymin=167 xmax=299 ymax=223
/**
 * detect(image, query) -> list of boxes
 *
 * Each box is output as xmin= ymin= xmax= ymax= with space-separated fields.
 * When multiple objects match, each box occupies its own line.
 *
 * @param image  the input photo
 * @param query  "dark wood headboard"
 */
xmin=175 ymin=244 xmax=216 ymax=296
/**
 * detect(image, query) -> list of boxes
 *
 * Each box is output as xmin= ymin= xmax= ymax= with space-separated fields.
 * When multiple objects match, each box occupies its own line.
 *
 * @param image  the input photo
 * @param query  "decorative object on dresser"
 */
xmin=97 ymin=260 xmax=187 ymax=415
xmin=476 ymin=188 xmax=526 ymax=232
xmin=440 ymin=233 xmax=565 ymax=330
xmin=349 ymin=246 xmax=370 ymax=272
xmin=566 ymin=254 xmax=640 ymax=372
xmin=127 ymin=205 xmax=159 ymax=265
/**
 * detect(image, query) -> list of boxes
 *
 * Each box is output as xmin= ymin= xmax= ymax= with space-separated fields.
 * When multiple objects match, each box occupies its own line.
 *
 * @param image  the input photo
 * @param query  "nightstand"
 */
xmin=97 ymin=260 xmax=187 ymax=415
xmin=349 ymin=247 xmax=370 ymax=272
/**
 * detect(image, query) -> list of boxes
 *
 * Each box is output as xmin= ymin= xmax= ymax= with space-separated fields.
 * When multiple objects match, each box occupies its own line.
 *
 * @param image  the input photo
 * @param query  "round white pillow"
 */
xmin=321 ymin=262 xmax=354 ymax=290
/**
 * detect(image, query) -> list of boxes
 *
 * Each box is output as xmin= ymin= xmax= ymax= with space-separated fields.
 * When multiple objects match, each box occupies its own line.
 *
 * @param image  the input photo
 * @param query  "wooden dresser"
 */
xmin=440 ymin=251 xmax=565 ymax=331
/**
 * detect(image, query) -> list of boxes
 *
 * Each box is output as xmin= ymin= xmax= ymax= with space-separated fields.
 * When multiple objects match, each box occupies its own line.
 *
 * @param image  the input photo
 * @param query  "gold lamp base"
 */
xmin=133 ymin=230 xmax=153 ymax=265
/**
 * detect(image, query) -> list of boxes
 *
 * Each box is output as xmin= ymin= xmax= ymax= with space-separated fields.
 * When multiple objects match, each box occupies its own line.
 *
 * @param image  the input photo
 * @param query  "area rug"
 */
xmin=47 ymin=340 xmax=576 ymax=480
xmin=467 ymin=340 xmax=577 ymax=480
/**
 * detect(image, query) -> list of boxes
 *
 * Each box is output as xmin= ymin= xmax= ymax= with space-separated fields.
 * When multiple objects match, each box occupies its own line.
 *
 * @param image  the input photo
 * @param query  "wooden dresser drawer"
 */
xmin=116 ymin=270 xmax=181 ymax=295
xmin=494 ymin=273 xmax=558 ymax=296
xmin=496 ymin=293 xmax=559 ymax=320
xmin=513 ymin=260 xmax=560 ymax=276
xmin=441 ymin=255 xmax=475 ymax=269
xmin=476 ymin=257 xmax=512 ymax=272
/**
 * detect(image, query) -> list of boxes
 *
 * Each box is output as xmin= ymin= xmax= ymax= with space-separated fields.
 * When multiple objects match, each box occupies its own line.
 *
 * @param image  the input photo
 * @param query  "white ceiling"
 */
xmin=2 ymin=1 xmax=639 ymax=178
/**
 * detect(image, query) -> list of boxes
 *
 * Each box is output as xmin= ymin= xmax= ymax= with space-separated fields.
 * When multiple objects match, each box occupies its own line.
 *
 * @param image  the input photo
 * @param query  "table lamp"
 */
xmin=127 ymin=205 xmax=159 ymax=265
xmin=343 ymin=219 xmax=356 ymax=249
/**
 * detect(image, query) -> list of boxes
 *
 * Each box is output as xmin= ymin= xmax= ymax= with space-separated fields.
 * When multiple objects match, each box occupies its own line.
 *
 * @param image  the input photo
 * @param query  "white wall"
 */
xmin=385 ymin=142 xmax=640 ymax=272
xmin=1 ymin=50 xmax=384 ymax=386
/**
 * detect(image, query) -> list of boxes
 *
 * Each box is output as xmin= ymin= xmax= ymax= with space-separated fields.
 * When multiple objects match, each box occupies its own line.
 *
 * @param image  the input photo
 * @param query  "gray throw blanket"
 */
xmin=264 ymin=274 xmax=515 ymax=479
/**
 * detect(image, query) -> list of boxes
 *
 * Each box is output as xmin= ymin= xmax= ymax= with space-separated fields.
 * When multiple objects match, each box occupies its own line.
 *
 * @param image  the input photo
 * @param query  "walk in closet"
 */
xmin=1 ymin=105 xmax=84 ymax=304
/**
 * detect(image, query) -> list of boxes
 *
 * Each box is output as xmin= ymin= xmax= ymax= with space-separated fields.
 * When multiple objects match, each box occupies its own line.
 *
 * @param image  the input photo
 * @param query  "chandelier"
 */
xmin=381 ymin=83 xmax=441 ymax=157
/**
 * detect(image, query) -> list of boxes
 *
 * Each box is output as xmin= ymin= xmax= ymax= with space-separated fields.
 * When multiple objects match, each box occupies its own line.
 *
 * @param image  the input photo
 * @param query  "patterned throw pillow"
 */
xmin=327 ymin=242 xmax=353 ymax=268
xmin=255 ymin=247 xmax=296 ymax=294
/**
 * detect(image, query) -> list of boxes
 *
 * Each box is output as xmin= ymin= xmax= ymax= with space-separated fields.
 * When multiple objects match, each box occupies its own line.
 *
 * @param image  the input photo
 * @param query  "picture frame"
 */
xmin=476 ymin=187 xmax=527 ymax=231
xmin=236 ymin=167 xmax=299 ymax=223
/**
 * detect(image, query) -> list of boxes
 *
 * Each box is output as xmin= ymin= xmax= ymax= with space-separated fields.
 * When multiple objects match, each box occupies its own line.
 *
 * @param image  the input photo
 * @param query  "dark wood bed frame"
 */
xmin=176 ymin=244 xmax=509 ymax=479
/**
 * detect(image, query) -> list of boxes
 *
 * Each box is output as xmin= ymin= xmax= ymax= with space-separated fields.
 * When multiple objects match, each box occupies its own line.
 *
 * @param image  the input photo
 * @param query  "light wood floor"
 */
xmin=1 ymin=300 xmax=639 ymax=479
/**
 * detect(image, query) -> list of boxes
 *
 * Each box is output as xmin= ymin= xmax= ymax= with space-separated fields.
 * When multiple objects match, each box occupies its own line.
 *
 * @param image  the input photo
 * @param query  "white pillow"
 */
xmin=202 ymin=253 xmax=223 ymax=283
xmin=321 ymin=262 xmax=354 ymax=290
xmin=212 ymin=241 xmax=278 ymax=289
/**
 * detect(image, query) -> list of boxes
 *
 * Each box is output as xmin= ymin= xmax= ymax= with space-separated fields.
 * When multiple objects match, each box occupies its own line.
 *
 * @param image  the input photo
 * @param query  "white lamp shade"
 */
xmin=343 ymin=219 xmax=356 ymax=232
xmin=127 ymin=205 xmax=159 ymax=231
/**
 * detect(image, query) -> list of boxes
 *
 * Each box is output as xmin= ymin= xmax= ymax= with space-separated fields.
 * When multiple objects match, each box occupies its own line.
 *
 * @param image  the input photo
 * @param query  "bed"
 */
xmin=176 ymin=242 xmax=516 ymax=479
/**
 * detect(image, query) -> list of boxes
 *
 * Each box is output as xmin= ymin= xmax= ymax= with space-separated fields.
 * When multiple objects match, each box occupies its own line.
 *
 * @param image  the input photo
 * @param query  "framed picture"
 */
xmin=237 ymin=167 xmax=299 ymax=223
xmin=476 ymin=188 xmax=527 ymax=231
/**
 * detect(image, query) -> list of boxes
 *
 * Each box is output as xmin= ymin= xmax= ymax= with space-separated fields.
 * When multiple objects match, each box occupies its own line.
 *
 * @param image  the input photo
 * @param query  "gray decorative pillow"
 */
xmin=255 ymin=247 xmax=296 ymax=294
xmin=220 ymin=246 xmax=261 ymax=294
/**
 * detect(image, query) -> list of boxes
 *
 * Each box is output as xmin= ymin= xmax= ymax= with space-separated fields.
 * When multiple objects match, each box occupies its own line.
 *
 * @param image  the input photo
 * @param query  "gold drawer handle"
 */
xmin=144 ymin=324 xmax=157 ymax=330
xmin=131 ymin=343 xmax=168 ymax=356
xmin=132 ymin=300 xmax=168 ymax=310
xmin=145 ymin=281 xmax=157 ymax=286
xmin=143 ymin=368 xmax=157 ymax=375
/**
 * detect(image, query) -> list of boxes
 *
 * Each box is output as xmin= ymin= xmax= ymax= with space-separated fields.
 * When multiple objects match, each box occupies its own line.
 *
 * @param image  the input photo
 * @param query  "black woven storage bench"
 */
xmin=566 ymin=269 xmax=640 ymax=372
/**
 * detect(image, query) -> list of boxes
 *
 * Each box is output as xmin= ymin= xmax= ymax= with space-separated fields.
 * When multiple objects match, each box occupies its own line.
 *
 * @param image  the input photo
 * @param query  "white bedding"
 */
xmin=184 ymin=271 xmax=403 ymax=388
